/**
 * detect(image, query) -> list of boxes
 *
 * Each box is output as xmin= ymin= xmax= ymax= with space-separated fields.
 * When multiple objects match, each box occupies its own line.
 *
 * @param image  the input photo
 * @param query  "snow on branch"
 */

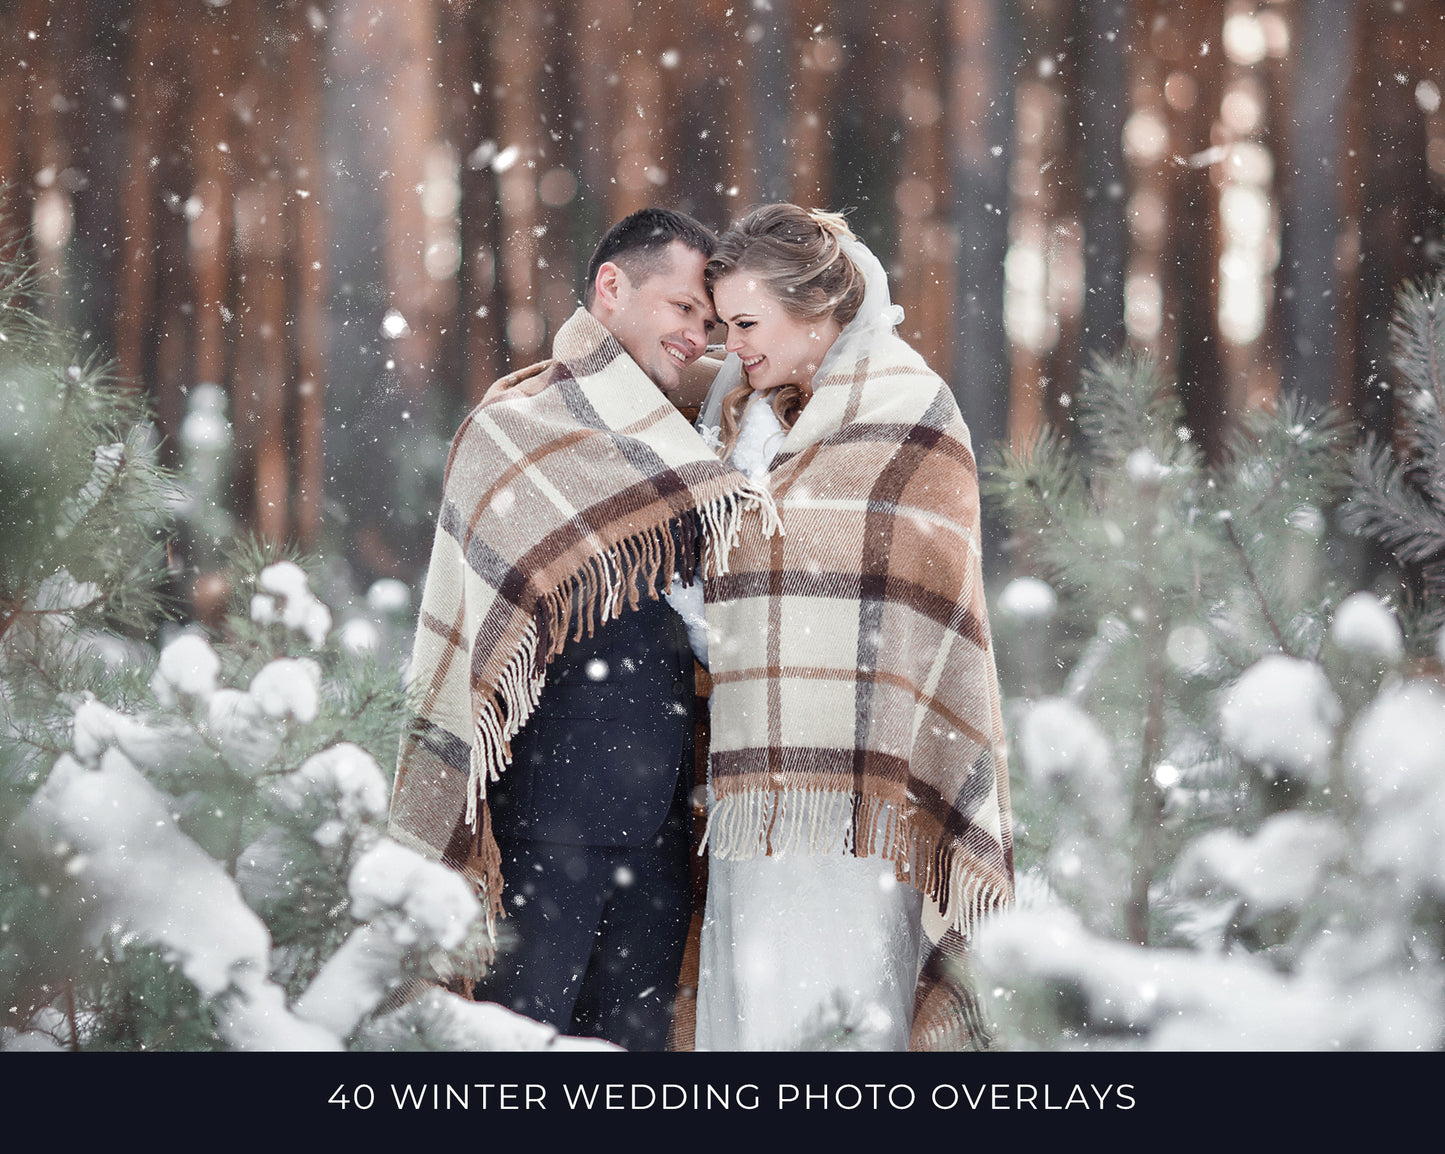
xmin=18 ymin=748 xmax=338 ymax=1050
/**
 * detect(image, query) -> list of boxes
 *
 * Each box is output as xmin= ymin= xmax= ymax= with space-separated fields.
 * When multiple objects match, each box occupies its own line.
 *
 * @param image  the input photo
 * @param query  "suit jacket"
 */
xmin=487 ymin=590 xmax=695 ymax=847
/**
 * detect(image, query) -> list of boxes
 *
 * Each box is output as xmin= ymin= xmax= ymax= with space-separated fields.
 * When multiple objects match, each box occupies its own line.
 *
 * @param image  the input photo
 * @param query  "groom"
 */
xmin=389 ymin=208 xmax=735 ymax=1050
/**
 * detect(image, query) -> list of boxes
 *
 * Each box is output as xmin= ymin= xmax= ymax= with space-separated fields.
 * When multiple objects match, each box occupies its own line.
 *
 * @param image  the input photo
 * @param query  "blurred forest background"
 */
xmin=7 ymin=0 xmax=1445 ymax=1056
xmin=2 ymin=0 xmax=1443 ymax=589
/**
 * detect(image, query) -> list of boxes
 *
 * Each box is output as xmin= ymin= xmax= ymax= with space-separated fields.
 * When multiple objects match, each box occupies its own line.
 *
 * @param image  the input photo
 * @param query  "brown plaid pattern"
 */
xmin=387 ymin=308 xmax=778 ymax=928
xmin=700 ymin=337 xmax=1014 ymax=1051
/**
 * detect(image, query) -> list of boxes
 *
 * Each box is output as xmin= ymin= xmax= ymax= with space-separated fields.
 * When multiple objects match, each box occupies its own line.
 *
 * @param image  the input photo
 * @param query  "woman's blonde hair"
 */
xmin=705 ymin=205 xmax=866 ymax=455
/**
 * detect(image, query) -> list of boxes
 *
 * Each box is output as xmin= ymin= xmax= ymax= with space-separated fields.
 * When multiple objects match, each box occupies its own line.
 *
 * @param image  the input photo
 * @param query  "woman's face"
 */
xmin=713 ymin=273 xmax=841 ymax=395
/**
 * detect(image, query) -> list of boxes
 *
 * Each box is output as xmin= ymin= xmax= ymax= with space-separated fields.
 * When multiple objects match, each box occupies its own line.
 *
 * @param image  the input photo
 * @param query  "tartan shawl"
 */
xmin=387 ymin=307 xmax=779 ymax=930
xmin=699 ymin=332 xmax=1015 ymax=1051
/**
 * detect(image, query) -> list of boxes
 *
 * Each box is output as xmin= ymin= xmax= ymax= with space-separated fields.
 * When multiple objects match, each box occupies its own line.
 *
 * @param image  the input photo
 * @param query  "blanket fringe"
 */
xmin=702 ymin=481 xmax=784 ymax=577
xmin=701 ymin=786 xmax=1010 ymax=940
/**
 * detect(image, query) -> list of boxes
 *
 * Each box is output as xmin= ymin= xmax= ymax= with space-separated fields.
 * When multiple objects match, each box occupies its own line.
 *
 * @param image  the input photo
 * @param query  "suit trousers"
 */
xmin=476 ymin=797 xmax=692 ymax=1051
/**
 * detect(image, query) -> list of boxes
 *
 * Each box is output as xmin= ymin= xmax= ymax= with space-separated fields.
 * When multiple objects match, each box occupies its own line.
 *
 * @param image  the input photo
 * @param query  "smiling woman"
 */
xmin=713 ymin=276 xmax=841 ymax=398
xmin=705 ymin=206 xmax=866 ymax=452
xmin=691 ymin=204 xmax=1014 ymax=1052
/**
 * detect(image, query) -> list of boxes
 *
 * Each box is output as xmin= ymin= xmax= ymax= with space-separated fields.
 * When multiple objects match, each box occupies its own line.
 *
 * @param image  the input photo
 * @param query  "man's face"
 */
xmin=592 ymin=241 xmax=717 ymax=394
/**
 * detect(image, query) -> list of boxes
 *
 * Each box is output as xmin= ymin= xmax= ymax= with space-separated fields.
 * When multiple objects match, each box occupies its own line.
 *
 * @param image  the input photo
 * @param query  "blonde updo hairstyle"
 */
xmin=705 ymin=205 xmax=866 ymax=455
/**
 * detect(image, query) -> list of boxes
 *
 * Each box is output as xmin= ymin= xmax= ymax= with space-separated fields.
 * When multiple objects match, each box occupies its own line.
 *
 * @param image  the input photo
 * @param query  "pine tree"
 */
xmin=1 ymin=240 xmax=601 ymax=1052
xmin=976 ymin=347 xmax=1445 ymax=1051
xmin=1 ymin=238 xmax=177 ymax=1036
xmin=988 ymin=354 xmax=1351 ymax=946
xmin=1342 ymin=275 xmax=1445 ymax=642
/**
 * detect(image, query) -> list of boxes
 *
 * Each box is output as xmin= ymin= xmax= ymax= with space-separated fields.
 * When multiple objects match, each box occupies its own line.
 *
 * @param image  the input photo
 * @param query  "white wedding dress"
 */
xmin=688 ymin=392 xmax=925 ymax=1051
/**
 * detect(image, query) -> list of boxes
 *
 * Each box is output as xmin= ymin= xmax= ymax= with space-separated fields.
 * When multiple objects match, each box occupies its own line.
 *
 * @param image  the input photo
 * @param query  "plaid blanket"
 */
xmin=700 ymin=333 xmax=1014 ymax=1051
xmin=387 ymin=308 xmax=778 ymax=929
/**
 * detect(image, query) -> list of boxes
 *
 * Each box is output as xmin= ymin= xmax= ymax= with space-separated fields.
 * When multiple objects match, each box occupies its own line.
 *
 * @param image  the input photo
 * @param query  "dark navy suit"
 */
xmin=474 ymin=586 xmax=696 ymax=1051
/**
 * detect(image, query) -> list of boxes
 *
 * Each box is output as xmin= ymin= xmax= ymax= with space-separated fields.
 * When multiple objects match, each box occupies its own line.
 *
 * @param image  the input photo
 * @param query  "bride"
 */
xmin=688 ymin=204 xmax=1014 ymax=1051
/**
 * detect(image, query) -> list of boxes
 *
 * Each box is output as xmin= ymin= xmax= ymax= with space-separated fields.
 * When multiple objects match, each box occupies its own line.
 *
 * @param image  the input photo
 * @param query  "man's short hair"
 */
xmin=584 ymin=207 xmax=717 ymax=307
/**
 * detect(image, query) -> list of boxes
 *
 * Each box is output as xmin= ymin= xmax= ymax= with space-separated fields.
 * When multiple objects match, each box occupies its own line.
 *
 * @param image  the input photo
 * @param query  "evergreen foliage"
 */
xmin=978 ymin=347 xmax=1445 ymax=1051
xmin=0 ymin=271 xmax=172 ymax=634
xmin=1 ymin=243 xmax=178 ymax=1037
xmin=0 ymin=242 xmax=507 ymax=1051
xmin=0 ymin=241 xmax=175 ymax=775
xmin=1342 ymin=275 xmax=1445 ymax=639
xmin=988 ymin=354 xmax=1350 ymax=944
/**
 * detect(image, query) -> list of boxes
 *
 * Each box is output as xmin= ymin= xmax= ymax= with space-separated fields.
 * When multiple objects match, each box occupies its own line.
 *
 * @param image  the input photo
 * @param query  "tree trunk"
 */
xmin=790 ymin=1 xmax=841 ymax=212
xmin=1345 ymin=0 xmax=1437 ymax=439
xmin=946 ymin=0 xmax=1020 ymax=466
xmin=456 ymin=0 xmax=508 ymax=406
xmin=1277 ymin=0 xmax=1356 ymax=411
xmin=188 ymin=1 xmax=237 ymax=392
xmin=0 ymin=1 xmax=32 ymax=235
xmin=493 ymin=0 xmax=546 ymax=366
xmin=749 ymin=0 xmax=794 ymax=204
xmin=231 ymin=7 xmax=290 ymax=544
xmin=1159 ymin=0 xmax=1227 ymax=461
xmin=62 ymin=5 xmax=137 ymax=369
xmin=574 ymin=0 xmax=627 ymax=226
xmin=1075 ymin=0 xmax=1131 ymax=359
xmin=26 ymin=0 xmax=78 ymax=331
xmin=892 ymin=0 xmax=953 ymax=372
xmin=287 ymin=2 xmax=328 ymax=548
xmin=115 ymin=0 xmax=166 ymax=393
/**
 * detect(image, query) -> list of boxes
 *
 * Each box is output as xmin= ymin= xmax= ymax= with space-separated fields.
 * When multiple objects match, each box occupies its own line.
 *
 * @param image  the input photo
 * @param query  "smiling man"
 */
xmin=584 ymin=211 xmax=718 ymax=396
xmin=389 ymin=208 xmax=774 ymax=1051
